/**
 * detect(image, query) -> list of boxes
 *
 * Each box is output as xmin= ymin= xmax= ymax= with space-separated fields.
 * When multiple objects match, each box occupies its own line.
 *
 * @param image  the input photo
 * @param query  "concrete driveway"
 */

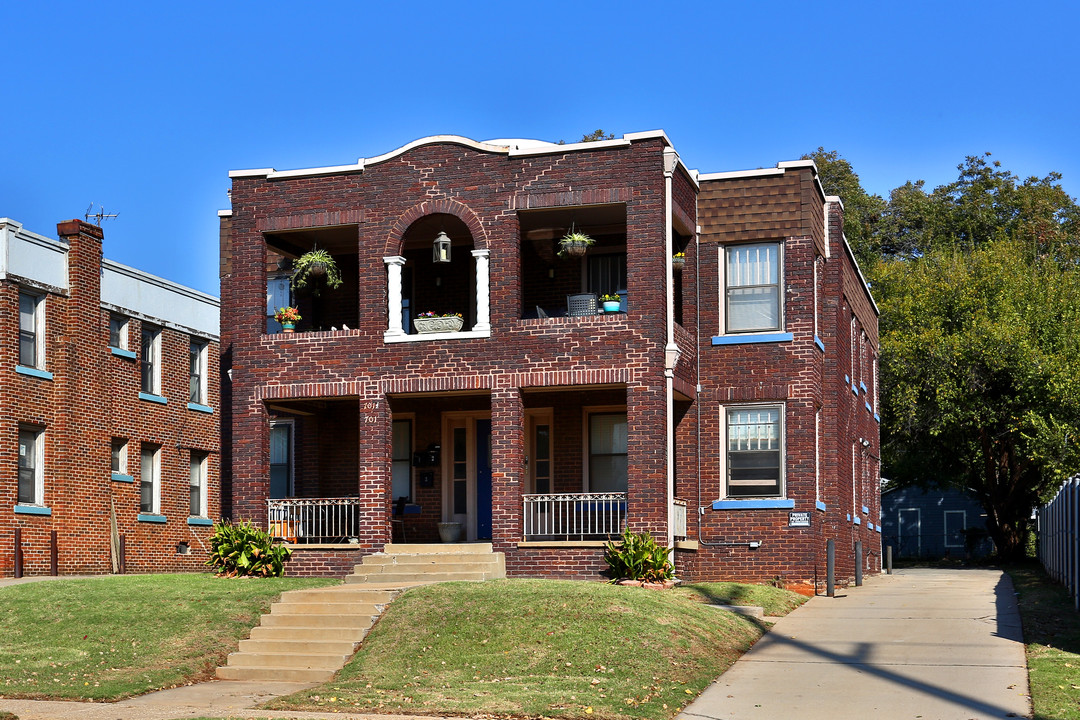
xmin=680 ymin=568 xmax=1031 ymax=720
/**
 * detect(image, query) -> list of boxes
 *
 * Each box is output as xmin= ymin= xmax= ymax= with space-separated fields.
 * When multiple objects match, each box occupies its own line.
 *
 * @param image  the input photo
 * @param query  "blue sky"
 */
xmin=3 ymin=1 xmax=1077 ymax=296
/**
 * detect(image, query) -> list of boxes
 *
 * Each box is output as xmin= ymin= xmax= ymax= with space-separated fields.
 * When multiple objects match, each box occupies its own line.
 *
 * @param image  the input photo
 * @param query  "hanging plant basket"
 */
xmin=558 ymin=231 xmax=595 ymax=259
xmin=672 ymin=254 xmax=685 ymax=273
xmin=307 ymin=261 xmax=327 ymax=278
xmin=292 ymin=248 xmax=342 ymax=296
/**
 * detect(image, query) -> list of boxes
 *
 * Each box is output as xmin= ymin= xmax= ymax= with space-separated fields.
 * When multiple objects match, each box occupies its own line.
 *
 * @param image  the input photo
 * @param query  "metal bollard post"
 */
xmin=855 ymin=540 xmax=863 ymax=586
xmin=886 ymin=545 xmax=893 ymax=575
xmin=827 ymin=538 xmax=835 ymax=597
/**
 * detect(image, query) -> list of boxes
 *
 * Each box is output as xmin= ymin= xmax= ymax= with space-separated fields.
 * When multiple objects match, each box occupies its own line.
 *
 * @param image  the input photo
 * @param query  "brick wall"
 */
xmin=1 ymin=220 xmax=220 ymax=577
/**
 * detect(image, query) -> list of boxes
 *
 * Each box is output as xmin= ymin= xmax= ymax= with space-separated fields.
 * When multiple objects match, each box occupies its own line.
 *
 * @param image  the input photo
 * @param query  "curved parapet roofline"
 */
xmin=227 ymin=131 xmax=673 ymax=181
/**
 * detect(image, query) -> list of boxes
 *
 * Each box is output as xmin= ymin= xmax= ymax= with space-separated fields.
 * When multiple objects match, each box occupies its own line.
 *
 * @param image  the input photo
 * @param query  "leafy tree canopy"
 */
xmin=811 ymin=148 xmax=1080 ymax=559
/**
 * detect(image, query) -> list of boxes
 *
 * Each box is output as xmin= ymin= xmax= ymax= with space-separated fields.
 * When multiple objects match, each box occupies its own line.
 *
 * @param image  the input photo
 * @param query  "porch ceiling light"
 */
xmin=433 ymin=231 xmax=452 ymax=264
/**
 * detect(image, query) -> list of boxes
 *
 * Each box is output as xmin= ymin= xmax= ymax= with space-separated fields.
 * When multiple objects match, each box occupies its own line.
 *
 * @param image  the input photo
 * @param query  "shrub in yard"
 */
xmin=604 ymin=527 xmax=673 ymax=583
xmin=206 ymin=519 xmax=292 ymax=577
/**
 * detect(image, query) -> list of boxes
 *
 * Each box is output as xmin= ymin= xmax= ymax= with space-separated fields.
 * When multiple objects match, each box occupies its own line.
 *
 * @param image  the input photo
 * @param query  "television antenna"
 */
xmin=84 ymin=203 xmax=119 ymax=226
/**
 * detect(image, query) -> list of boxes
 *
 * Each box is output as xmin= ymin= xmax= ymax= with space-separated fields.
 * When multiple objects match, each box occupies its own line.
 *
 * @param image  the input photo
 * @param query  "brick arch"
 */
xmin=385 ymin=199 xmax=488 ymax=256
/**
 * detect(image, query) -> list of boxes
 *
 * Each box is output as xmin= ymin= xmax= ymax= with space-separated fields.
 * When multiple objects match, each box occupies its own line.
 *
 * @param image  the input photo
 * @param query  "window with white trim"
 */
xmin=140 ymin=444 xmax=160 ymax=514
xmin=18 ymin=426 xmax=44 ymax=505
xmin=391 ymin=419 xmax=413 ymax=501
xmin=109 ymin=314 xmax=129 ymax=349
xmin=19 ymin=291 xmax=44 ymax=368
xmin=588 ymin=412 xmax=628 ymax=493
xmin=189 ymin=339 xmax=208 ymax=404
xmin=724 ymin=243 xmax=782 ymax=333
xmin=190 ymin=451 xmax=208 ymax=517
xmin=111 ymin=438 xmax=128 ymax=474
xmin=141 ymin=325 xmax=161 ymax=395
xmin=944 ymin=510 xmax=966 ymax=548
xmin=724 ymin=405 xmax=784 ymax=498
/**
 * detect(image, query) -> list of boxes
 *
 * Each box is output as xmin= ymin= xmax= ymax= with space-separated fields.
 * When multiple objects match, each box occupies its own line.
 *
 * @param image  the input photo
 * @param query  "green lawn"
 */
xmin=0 ymin=574 xmax=336 ymax=701
xmin=268 ymin=578 xmax=806 ymax=720
xmin=1007 ymin=563 xmax=1080 ymax=720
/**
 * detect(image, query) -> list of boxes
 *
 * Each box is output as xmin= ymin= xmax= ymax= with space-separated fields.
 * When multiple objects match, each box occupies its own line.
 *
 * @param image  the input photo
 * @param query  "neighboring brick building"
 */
xmin=219 ymin=132 xmax=880 ymax=589
xmin=0 ymin=218 xmax=220 ymax=577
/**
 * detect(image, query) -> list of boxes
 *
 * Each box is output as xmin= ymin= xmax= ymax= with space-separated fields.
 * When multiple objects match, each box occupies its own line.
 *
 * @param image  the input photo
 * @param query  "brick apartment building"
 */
xmin=1 ymin=218 xmax=220 ymax=576
xmin=219 ymin=132 xmax=880 ymax=589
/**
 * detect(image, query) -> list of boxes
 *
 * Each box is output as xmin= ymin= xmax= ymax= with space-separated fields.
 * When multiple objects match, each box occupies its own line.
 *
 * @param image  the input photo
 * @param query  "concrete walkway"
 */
xmin=680 ymin=567 xmax=1031 ymax=720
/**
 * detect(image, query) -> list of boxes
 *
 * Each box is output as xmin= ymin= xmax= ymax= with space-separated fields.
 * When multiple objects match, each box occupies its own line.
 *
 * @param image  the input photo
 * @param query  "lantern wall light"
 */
xmin=433 ymin=231 xmax=452 ymax=263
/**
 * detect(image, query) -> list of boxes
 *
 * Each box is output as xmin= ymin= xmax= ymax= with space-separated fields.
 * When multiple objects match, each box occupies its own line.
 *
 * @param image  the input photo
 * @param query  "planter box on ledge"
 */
xmin=414 ymin=316 xmax=463 ymax=334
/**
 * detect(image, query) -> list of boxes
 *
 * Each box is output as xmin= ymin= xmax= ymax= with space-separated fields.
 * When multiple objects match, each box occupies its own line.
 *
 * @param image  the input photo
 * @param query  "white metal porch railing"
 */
xmin=672 ymin=498 xmax=688 ymax=541
xmin=267 ymin=497 xmax=360 ymax=543
xmin=523 ymin=492 xmax=627 ymax=541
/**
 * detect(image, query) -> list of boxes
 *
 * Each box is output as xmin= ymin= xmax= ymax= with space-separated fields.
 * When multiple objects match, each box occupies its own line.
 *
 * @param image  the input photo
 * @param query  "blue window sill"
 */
xmin=187 ymin=517 xmax=213 ymax=526
xmin=139 ymin=392 xmax=168 ymax=405
xmin=860 ymin=382 xmax=867 ymax=393
xmin=844 ymin=374 xmax=850 ymax=384
xmin=14 ymin=504 xmax=51 ymax=516
xmin=868 ymin=522 xmax=876 ymax=531
xmin=138 ymin=513 xmax=167 ymax=524
xmin=865 ymin=401 xmax=873 ymax=412
xmin=816 ymin=500 xmax=827 ymax=512
xmin=874 ymin=413 xmax=881 ymax=423
xmin=109 ymin=346 xmax=136 ymax=360
xmin=814 ymin=335 xmax=825 ymax=352
xmin=853 ymin=516 xmax=862 ymax=525
xmin=862 ymin=505 xmax=870 ymax=514
xmin=16 ymin=365 xmax=53 ymax=380
xmin=187 ymin=402 xmax=213 ymax=414
xmin=846 ymin=513 xmax=851 ymax=521
xmin=851 ymin=384 xmax=858 ymax=395
xmin=111 ymin=472 xmax=134 ymax=483
xmin=876 ymin=525 xmax=881 ymax=533
xmin=712 ymin=499 xmax=795 ymax=510
xmin=711 ymin=332 xmax=794 ymax=346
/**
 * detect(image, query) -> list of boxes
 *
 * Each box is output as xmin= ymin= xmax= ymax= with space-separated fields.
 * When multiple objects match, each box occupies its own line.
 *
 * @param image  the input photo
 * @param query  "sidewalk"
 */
xmin=679 ymin=567 xmax=1030 ymax=720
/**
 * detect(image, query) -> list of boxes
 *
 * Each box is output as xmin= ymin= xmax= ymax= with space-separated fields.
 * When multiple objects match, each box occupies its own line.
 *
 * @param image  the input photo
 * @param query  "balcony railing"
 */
xmin=672 ymin=498 xmax=688 ymax=541
xmin=523 ymin=492 xmax=627 ymax=541
xmin=267 ymin=497 xmax=359 ymax=543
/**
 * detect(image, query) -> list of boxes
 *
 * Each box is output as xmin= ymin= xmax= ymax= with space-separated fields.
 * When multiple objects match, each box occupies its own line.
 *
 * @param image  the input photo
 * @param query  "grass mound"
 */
xmin=271 ymin=578 xmax=805 ymax=720
xmin=0 ymin=574 xmax=335 ymax=701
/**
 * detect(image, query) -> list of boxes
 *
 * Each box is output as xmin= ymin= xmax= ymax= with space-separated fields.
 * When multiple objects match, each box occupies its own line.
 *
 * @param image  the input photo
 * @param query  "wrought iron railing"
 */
xmin=672 ymin=498 xmax=688 ymax=541
xmin=523 ymin=492 xmax=627 ymax=541
xmin=267 ymin=497 xmax=360 ymax=543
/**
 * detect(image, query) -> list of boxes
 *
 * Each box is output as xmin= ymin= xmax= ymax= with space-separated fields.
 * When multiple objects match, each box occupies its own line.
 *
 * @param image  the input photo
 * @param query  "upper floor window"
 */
xmin=111 ymin=438 xmax=128 ymax=474
xmin=189 ymin=339 xmax=208 ymax=404
xmin=109 ymin=314 xmax=129 ymax=349
xmin=141 ymin=325 xmax=162 ymax=395
xmin=19 ymin=291 xmax=44 ymax=368
xmin=587 ymin=253 xmax=627 ymax=311
xmin=18 ymin=426 xmax=44 ymax=505
xmin=267 ymin=275 xmax=291 ymax=333
xmin=725 ymin=243 xmax=781 ymax=333
xmin=725 ymin=405 xmax=784 ymax=498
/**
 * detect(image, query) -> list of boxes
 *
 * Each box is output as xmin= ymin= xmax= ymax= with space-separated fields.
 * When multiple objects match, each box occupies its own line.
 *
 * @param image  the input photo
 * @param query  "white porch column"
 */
xmin=383 ymin=256 xmax=406 ymax=339
xmin=471 ymin=249 xmax=491 ymax=333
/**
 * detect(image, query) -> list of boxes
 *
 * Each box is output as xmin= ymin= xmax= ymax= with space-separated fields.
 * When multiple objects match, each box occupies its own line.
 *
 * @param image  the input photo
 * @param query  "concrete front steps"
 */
xmin=217 ymin=544 xmax=505 ymax=683
xmin=345 ymin=543 xmax=506 ymax=585
xmin=216 ymin=585 xmax=399 ymax=683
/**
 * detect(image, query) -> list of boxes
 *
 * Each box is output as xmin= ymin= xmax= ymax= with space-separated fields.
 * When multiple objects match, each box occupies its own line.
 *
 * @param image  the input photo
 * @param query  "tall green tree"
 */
xmin=876 ymin=242 xmax=1080 ymax=559
xmin=811 ymin=148 xmax=1080 ymax=558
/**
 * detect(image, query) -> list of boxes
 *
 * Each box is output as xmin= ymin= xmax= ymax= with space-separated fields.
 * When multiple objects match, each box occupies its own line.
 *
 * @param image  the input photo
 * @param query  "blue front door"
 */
xmin=476 ymin=419 xmax=492 ymax=539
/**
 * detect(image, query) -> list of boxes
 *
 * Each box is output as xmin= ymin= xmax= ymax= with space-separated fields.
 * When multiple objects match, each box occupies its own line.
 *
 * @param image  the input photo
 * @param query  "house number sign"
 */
xmin=788 ymin=512 xmax=811 ymax=528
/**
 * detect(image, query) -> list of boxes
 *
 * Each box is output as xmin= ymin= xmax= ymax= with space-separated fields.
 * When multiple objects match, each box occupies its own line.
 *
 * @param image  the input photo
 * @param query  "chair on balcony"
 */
xmin=390 ymin=496 xmax=408 ymax=543
xmin=567 ymin=293 xmax=598 ymax=317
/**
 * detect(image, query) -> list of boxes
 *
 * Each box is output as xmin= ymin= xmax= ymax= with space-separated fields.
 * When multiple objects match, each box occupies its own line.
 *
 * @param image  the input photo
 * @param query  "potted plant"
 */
xmin=274 ymin=306 xmax=301 ymax=332
xmin=599 ymin=293 xmax=622 ymax=313
xmin=672 ymin=251 xmax=686 ymax=273
xmin=291 ymin=247 xmax=342 ymax=295
xmin=414 ymin=311 xmax=464 ymax=334
xmin=558 ymin=231 xmax=594 ymax=258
